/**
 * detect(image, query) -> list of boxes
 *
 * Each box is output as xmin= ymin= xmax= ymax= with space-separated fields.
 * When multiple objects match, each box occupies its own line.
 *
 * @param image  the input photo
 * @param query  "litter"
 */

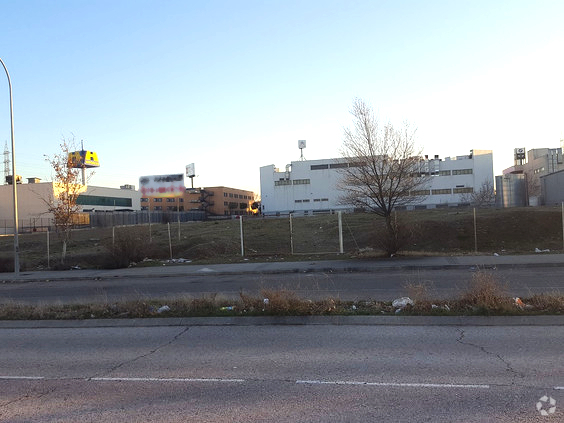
xmin=220 ymin=306 xmax=234 ymax=311
xmin=392 ymin=297 xmax=414 ymax=309
xmin=157 ymin=305 xmax=171 ymax=313
xmin=535 ymin=248 xmax=550 ymax=253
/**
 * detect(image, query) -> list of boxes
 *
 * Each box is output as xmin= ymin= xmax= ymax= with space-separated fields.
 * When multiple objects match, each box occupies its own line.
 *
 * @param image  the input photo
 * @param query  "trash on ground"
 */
xmin=535 ymin=248 xmax=550 ymax=253
xmin=392 ymin=297 xmax=414 ymax=309
xmin=263 ymin=298 xmax=269 ymax=305
xmin=493 ymin=253 xmax=499 ymax=256
xmin=157 ymin=305 xmax=171 ymax=313
xmin=220 ymin=306 xmax=234 ymax=311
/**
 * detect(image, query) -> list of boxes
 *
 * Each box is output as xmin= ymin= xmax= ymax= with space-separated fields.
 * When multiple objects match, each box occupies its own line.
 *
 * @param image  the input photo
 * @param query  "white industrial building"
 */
xmin=0 ymin=181 xmax=141 ymax=232
xmin=260 ymin=149 xmax=494 ymax=216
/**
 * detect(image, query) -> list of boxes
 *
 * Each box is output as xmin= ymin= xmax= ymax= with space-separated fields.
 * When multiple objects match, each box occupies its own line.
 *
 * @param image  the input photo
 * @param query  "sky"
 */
xmin=1 ymin=0 xmax=563 ymax=195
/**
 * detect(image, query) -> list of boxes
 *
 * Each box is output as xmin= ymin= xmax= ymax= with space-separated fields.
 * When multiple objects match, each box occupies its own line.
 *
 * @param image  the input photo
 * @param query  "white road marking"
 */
xmin=91 ymin=377 xmax=245 ymax=383
xmin=0 ymin=376 xmax=45 ymax=380
xmin=296 ymin=380 xmax=490 ymax=389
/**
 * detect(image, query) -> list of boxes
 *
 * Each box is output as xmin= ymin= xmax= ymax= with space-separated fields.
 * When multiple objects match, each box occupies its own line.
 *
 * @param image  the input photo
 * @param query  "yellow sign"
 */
xmin=69 ymin=150 xmax=100 ymax=168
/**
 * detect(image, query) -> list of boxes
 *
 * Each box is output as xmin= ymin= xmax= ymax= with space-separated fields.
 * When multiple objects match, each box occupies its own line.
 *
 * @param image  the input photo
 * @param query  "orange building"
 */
xmin=141 ymin=186 xmax=256 ymax=216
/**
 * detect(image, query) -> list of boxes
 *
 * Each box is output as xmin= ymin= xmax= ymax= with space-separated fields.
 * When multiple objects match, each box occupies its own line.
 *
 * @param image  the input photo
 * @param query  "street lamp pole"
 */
xmin=0 ymin=58 xmax=20 ymax=276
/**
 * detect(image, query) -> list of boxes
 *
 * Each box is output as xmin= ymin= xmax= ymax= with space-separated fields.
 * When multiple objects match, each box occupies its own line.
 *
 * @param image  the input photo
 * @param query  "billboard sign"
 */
xmin=139 ymin=174 xmax=185 ymax=197
xmin=69 ymin=150 xmax=100 ymax=168
xmin=186 ymin=163 xmax=195 ymax=178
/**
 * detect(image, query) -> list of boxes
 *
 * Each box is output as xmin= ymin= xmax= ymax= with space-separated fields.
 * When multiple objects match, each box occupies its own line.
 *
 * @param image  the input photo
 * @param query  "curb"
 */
xmin=1 ymin=315 xmax=563 ymax=329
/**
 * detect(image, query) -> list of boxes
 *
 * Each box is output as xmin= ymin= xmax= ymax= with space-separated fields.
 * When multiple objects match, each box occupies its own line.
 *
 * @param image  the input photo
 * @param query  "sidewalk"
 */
xmin=1 ymin=253 xmax=563 ymax=283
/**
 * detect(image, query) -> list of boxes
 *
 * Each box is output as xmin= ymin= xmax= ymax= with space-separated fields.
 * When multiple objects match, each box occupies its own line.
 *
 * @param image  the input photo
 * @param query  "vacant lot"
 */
xmin=0 ymin=206 xmax=562 ymax=272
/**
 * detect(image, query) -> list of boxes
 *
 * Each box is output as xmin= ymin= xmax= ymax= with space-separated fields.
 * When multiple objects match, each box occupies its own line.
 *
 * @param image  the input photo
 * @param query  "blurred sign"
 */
xmin=139 ymin=174 xmax=185 ymax=197
xmin=186 ymin=163 xmax=195 ymax=178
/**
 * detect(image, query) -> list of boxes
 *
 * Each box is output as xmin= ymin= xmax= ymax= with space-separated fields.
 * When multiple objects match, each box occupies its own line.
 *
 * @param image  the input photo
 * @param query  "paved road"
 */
xmin=1 ymin=254 xmax=564 ymax=304
xmin=0 ymin=322 xmax=562 ymax=422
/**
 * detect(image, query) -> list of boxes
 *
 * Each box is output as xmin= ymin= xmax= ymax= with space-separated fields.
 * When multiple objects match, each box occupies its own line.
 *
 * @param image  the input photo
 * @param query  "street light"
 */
xmin=0 ymin=58 xmax=20 ymax=276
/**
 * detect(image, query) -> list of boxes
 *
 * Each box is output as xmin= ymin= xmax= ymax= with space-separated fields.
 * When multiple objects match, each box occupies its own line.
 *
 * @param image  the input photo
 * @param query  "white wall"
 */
xmin=260 ymin=150 xmax=494 ymax=215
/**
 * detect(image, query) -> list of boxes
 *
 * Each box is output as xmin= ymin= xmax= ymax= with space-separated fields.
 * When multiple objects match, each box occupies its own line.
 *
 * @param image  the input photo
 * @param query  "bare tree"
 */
xmin=44 ymin=137 xmax=89 ymax=264
xmin=338 ymin=98 xmax=429 ymax=255
xmin=459 ymin=179 xmax=495 ymax=208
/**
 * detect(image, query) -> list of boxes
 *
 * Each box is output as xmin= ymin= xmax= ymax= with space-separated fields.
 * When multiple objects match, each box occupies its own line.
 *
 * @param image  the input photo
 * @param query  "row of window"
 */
xmin=141 ymin=197 xmax=186 ymax=203
xmin=275 ymin=178 xmax=311 ymax=186
xmin=412 ymin=187 xmax=474 ymax=196
xmin=294 ymin=198 xmax=329 ymax=203
xmin=223 ymin=192 xmax=252 ymax=199
xmin=141 ymin=206 xmax=186 ymax=211
xmin=309 ymin=163 xmax=474 ymax=176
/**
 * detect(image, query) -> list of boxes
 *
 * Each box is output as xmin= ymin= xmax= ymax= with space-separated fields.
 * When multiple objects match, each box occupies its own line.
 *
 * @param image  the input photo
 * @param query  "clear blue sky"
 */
xmin=1 ymin=0 xmax=563 ymax=195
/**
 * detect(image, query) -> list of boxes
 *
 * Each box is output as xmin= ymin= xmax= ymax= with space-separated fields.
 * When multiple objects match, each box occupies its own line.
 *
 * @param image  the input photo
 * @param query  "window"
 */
xmin=302 ymin=199 xmax=310 ymax=203
xmin=432 ymin=188 xmax=451 ymax=195
xmin=329 ymin=163 xmax=348 ymax=169
xmin=154 ymin=206 xmax=162 ymax=210
xmin=166 ymin=206 xmax=176 ymax=211
xmin=453 ymin=187 xmax=473 ymax=194
xmin=295 ymin=200 xmax=302 ymax=203
xmin=439 ymin=170 xmax=451 ymax=176
xmin=179 ymin=198 xmax=184 ymax=202
xmin=224 ymin=201 xmax=228 ymax=206
xmin=229 ymin=193 xmax=233 ymax=197
xmin=76 ymin=195 xmax=133 ymax=207
xmin=275 ymin=180 xmax=291 ymax=186
xmin=311 ymin=164 xmax=329 ymax=170
xmin=141 ymin=198 xmax=149 ymax=202
xmin=224 ymin=192 xmax=227 ymax=197
xmin=153 ymin=198 xmax=162 ymax=202
xmin=166 ymin=198 xmax=176 ymax=202
xmin=411 ymin=190 xmax=430 ymax=196
xmin=141 ymin=206 xmax=148 ymax=210
xmin=452 ymin=169 xmax=473 ymax=175
xmin=313 ymin=199 xmax=321 ymax=202
xmin=293 ymin=179 xmax=310 ymax=185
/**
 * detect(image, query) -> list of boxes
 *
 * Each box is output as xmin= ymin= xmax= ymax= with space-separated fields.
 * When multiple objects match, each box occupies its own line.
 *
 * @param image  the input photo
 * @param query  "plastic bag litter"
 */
xmin=392 ymin=297 xmax=414 ymax=309
xmin=157 ymin=305 xmax=171 ymax=313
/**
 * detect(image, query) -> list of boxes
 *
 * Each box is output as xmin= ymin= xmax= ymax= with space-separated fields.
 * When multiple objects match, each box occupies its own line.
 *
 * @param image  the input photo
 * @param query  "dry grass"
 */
xmin=1 ymin=273 xmax=562 ymax=320
xmin=1 ymin=206 xmax=563 ymax=272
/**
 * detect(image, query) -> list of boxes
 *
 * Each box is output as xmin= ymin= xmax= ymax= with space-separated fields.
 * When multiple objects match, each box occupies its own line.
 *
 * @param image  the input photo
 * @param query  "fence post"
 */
xmin=47 ymin=228 xmax=50 ymax=269
xmin=338 ymin=211 xmax=344 ymax=254
xmin=289 ymin=213 xmax=294 ymax=255
xmin=167 ymin=222 xmax=172 ymax=260
xmin=473 ymin=207 xmax=478 ymax=253
xmin=240 ymin=215 xmax=244 ymax=257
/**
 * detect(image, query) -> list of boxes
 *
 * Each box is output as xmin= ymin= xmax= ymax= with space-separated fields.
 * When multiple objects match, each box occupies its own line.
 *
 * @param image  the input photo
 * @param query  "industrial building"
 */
xmin=497 ymin=146 xmax=564 ymax=207
xmin=140 ymin=186 xmax=256 ymax=216
xmin=0 ymin=180 xmax=141 ymax=233
xmin=260 ymin=149 xmax=493 ymax=216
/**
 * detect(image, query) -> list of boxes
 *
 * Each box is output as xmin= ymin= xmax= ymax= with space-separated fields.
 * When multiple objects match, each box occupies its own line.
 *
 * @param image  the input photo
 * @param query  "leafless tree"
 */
xmin=44 ymin=137 xmax=89 ymax=264
xmin=338 ymin=98 xmax=429 ymax=254
xmin=459 ymin=179 xmax=495 ymax=208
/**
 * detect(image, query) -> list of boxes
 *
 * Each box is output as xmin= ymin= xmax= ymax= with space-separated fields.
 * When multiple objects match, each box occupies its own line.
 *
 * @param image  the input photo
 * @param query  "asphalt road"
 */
xmin=1 ymin=266 xmax=564 ymax=304
xmin=0 ymin=323 xmax=562 ymax=422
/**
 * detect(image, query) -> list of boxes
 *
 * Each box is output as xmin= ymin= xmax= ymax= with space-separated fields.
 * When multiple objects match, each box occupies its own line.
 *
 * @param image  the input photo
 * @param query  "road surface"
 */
xmin=0 ymin=322 xmax=562 ymax=422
